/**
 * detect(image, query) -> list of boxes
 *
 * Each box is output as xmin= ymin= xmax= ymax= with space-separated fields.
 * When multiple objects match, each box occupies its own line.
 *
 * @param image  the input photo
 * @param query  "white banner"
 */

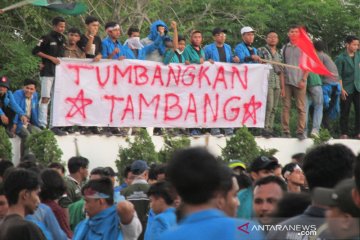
xmin=52 ymin=58 xmax=269 ymax=128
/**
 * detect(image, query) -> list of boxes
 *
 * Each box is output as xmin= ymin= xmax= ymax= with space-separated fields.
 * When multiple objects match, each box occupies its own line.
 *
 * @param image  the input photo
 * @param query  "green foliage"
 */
xmin=25 ymin=129 xmax=63 ymax=165
xmin=259 ymin=148 xmax=279 ymax=157
xmin=115 ymin=128 xmax=158 ymax=178
xmin=0 ymin=127 xmax=12 ymax=160
xmin=221 ymin=127 xmax=260 ymax=165
xmin=313 ymin=128 xmax=332 ymax=145
xmin=158 ymin=135 xmax=191 ymax=163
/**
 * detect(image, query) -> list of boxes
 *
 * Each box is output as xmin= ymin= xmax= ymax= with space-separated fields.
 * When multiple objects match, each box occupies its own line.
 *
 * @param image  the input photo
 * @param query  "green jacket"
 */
xmin=183 ymin=44 xmax=205 ymax=64
xmin=335 ymin=51 xmax=360 ymax=94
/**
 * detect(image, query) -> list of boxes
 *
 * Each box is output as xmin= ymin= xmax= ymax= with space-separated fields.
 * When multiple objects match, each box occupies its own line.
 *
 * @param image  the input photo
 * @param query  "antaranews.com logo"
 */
xmin=238 ymin=222 xmax=317 ymax=236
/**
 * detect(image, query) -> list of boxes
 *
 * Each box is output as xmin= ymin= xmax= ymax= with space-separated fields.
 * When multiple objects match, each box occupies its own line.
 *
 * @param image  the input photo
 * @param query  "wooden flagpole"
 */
xmin=1 ymin=0 xmax=34 ymax=12
xmin=260 ymin=58 xmax=301 ymax=70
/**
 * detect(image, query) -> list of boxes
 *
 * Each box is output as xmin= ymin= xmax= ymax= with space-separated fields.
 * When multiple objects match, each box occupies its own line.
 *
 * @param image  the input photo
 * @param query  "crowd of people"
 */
xmin=0 ymin=143 xmax=359 ymax=239
xmin=1 ymin=16 xmax=359 ymax=141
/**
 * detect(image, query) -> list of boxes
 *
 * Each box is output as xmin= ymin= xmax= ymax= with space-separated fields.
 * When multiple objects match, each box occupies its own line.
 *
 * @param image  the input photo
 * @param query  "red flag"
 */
xmin=294 ymin=28 xmax=333 ymax=76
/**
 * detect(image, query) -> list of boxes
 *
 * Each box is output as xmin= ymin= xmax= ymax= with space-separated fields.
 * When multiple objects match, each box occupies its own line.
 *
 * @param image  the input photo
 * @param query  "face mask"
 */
xmin=124 ymin=37 xmax=144 ymax=49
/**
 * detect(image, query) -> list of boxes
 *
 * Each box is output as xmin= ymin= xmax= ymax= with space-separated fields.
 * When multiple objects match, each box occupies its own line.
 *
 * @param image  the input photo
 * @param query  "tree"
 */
xmin=0 ymin=127 xmax=12 ymax=160
xmin=158 ymin=135 xmax=191 ymax=163
xmin=25 ymin=129 xmax=63 ymax=165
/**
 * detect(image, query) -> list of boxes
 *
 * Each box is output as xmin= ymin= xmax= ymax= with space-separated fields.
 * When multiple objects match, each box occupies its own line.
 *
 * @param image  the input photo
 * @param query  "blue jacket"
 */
xmin=322 ymin=82 xmax=341 ymax=120
xmin=146 ymin=208 xmax=176 ymax=240
xmin=73 ymin=205 xmax=123 ymax=240
xmin=101 ymin=37 xmax=124 ymax=59
xmin=123 ymin=34 xmax=163 ymax=60
xmin=13 ymin=89 xmax=40 ymax=133
xmin=144 ymin=208 xmax=155 ymax=240
xmin=204 ymin=43 xmax=233 ymax=63
xmin=234 ymin=42 xmax=258 ymax=63
xmin=0 ymin=90 xmax=25 ymax=117
xmin=145 ymin=20 xmax=169 ymax=56
xmin=159 ymin=209 xmax=264 ymax=240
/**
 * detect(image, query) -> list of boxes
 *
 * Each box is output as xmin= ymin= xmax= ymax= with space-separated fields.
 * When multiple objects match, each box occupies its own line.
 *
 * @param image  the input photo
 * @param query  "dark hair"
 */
xmin=266 ymin=30 xmax=277 ymax=36
xmin=254 ymin=175 xmax=287 ymax=192
xmin=48 ymin=162 xmax=65 ymax=174
xmin=271 ymin=192 xmax=311 ymax=222
xmin=191 ymin=30 xmax=202 ymax=36
xmin=167 ymin=147 xmax=223 ymax=204
xmin=123 ymin=166 xmax=131 ymax=179
xmin=147 ymin=181 xmax=175 ymax=205
xmin=81 ymin=178 xmax=114 ymax=205
xmin=68 ymin=27 xmax=81 ymax=35
xmin=0 ymin=184 xmax=4 ymax=195
xmin=218 ymin=166 xmax=235 ymax=197
xmin=52 ymin=16 xmax=65 ymax=26
xmin=90 ymin=167 xmax=111 ymax=178
xmin=40 ymin=169 xmax=66 ymax=200
xmin=235 ymin=173 xmax=252 ymax=190
xmin=23 ymin=79 xmax=37 ymax=87
xmin=20 ymin=153 xmax=37 ymax=163
xmin=105 ymin=21 xmax=118 ymax=30
xmin=288 ymin=25 xmax=300 ymax=31
xmin=156 ymin=164 xmax=167 ymax=176
xmin=291 ymin=153 xmax=305 ymax=167
xmin=85 ymin=16 xmax=99 ymax=25
xmin=303 ymin=144 xmax=354 ymax=190
xmin=178 ymin=35 xmax=186 ymax=42
xmin=281 ymin=163 xmax=298 ymax=177
xmin=67 ymin=156 xmax=89 ymax=174
xmin=345 ymin=35 xmax=359 ymax=44
xmin=355 ymin=154 xmax=360 ymax=191
xmin=0 ymin=160 xmax=14 ymax=178
xmin=314 ymin=40 xmax=325 ymax=52
xmin=127 ymin=27 xmax=140 ymax=37
xmin=17 ymin=160 xmax=44 ymax=175
xmin=3 ymin=169 xmax=39 ymax=205
xmin=148 ymin=163 xmax=158 ymax=181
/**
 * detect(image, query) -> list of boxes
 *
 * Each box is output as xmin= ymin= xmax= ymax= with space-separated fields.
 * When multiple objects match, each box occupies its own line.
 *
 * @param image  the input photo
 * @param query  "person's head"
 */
xmin=67 ymin=156 xmax=89 ymax=180
xmin=353 ymin=154 xmax=360 ymax=208
xmin=273 ymin=164 xmax=283 ymax=180
xmin=0 ymin=185 xmax=9 ymax=219
xmin=345 ymin=35 xmax=359 ymax=54
xmin=303 ymin=144 xmax=354 ymax=191
xmin=22 ymin=79 xmax=37 ymax=99
xmin=48 ymin=162 xmax=65 ymax=177
xmin=249 ymin=156 xmax=278 ymax=181
xmin=0 ymin=160 xmax=14 ymax=183
xmin=147 ymin=181 xmax=176 ymax=214
xmin=0 ymin=76 xmax=10 ymax=96
xmin=164 ymin=37 xmax=173 ymax=49
xmin=271 ymin=192 xmax=311 ymax=222
xmin=282 ymin=163 xmax=305 ymax=187
xmin=190 ymin=30 xmax=202 ymax=47
xmin=291 ymin=152 xmax=305 ymax=167
xmin=105 ymin=21 xmax=121 ymax=40
xmin=314 ymin=40 xmax=325 ymax=52
xmin=127 ymin=27 xmax=140 ymax=38
xmin=156 ymin=164 xmax=167 ymax=181
xmin=212 ymin=28 xmax=227 ymax=45
xmin=241 ymin=26 xmax=255 ymax=45
xmin=67 ymin=27 xmax=81 ymax=45
xmin=253 ymin=176 xmax=287 ymax=224
xmin=3 ymin=169 xmax=40 ymax=215
xmin=314 ymin=179 xmax=360 ymax=239
xmin=228 ymin=159 xmax=246 ymax=175
xmin=85 ymin=16 xmax=100 ymax=35
xmin=265 ymin=31 xmax=279 ymax=47
xmin=123 ymin=166 xmax=134 ymax=185
xmin=52 ymin=16 xmax=66 ymax=34
xmin=157 ymin=24 xmax=166 ymax=36
xmin=178 ymin=35 xmax=186 ymax=52
xmin=287 ymin=25 xmax=300 ymax=44
xmin=131 ymin=160 xmax=149 ymax=180
xmin=39 ymin=169 xmax=66 ymax=201
xmin=82 ymin=177 xmax=114 ymax=217
xmin=235 ymin=173 xmax=252 ymax=191
xmin=20 ymin=153 xmax=37 ymax=163
xmin=215 ymin=166 xmax=240 ymax=217
xmin=17 ymin=160 xmax=43 ymax=174
xmin=167 ymin=147 xmax=224 ymax=205
xmin=103 ymin=167 xmax=117 ymax=186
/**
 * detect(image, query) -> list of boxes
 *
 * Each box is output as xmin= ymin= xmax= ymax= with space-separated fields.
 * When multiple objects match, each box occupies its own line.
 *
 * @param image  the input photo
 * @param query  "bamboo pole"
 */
xmin=1 ymin=0 xmax=33 ymax=12
xmin=260 ymin=58 xmax=301 ymax=70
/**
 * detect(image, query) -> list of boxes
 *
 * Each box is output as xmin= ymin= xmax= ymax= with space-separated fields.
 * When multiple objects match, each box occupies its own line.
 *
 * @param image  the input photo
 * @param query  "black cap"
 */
xmin=0 ymin=76 xmax=10 ymax=89
xmin=212 ymin=27 xmax=227 ymax=36
xmin=313 ymin=179 xmax=360 ymax=217
xmin=249 ymin=156 xmax=278 ymax=172
xmin=131 ymin=160 xmax=149 ymax=175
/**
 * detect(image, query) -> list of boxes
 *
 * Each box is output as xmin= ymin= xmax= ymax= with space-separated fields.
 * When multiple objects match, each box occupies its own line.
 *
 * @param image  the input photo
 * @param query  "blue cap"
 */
xmin=131 ymin=160 xmax=149 ymax=175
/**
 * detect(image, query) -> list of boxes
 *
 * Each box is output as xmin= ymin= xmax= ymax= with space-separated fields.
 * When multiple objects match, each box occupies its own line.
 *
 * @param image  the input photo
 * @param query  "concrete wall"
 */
xmin=10 ymin=134 xmax=360 ymax=171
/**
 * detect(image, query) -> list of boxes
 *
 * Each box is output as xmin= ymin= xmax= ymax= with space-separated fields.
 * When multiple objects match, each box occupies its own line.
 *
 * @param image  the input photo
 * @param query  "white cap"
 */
xmin=241 ymin=26 xmax=255 ymax=35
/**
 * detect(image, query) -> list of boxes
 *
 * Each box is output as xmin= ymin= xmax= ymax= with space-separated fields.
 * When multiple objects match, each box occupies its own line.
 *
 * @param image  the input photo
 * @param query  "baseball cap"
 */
xmin=131 ymin=160 xmax=149 ymax=175
xmin=228 ymin=160 xmax=246 ymax=170
xmin=0 ymin=76 xmax=10 ymax=89
xmin=212 ymin=27 xmax=227 ymax=36
xmin=313 ymin=179 xmax=360 ymax=217
xmin=249 ymin=156 xmax=278 ymax=172
xmin=241 ymin=26 xmax=255 ymax=35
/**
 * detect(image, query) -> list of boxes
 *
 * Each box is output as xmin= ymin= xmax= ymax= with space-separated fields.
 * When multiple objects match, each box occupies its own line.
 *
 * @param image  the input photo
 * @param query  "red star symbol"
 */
xmin=65 ymin=89 xmax=93 ymax=119
xmin=242 ymin=95 xmax=262 ymax=125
